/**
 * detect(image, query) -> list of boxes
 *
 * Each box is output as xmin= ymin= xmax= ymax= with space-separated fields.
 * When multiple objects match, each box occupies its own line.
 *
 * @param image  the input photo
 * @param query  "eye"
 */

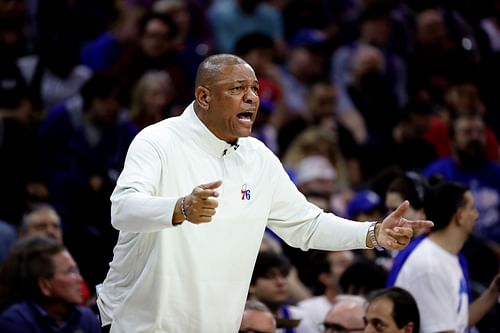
xmin=229 ymin=86 xmax=244 ymax=94
xmin=251 ymin=86 xmax=259 ymax=94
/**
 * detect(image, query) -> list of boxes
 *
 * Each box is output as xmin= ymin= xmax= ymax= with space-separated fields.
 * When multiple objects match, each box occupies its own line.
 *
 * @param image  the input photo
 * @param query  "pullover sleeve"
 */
xmin=110 ymin=135 xmax=177 ymax=232
xmin=266 ymin=152 xmax=370 ymax=251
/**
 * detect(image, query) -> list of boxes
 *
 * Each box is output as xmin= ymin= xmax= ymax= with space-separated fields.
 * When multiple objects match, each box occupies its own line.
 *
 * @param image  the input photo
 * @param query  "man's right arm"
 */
xmin=110 ymin=136 xmax=180 ymax=232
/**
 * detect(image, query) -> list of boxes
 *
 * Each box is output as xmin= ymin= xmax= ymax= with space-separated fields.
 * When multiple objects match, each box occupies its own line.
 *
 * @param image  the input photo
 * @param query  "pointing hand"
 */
xmin=177 ymin=180 xmax=222 ymax=224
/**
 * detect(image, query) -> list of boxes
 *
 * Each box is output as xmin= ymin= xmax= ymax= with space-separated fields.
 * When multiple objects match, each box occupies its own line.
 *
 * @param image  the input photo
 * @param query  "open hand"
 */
xmin=378 ymin=200 xmax=434 ymax=250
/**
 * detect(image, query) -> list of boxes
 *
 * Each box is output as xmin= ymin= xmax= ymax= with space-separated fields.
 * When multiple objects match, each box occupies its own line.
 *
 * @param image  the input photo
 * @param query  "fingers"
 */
xmin=199 ymin=180 xmax=223 ymax=190
xmin=399 ymin=218 xmax=434 ymax=230
xmin=378 ymin=226 xmax=413 ymax=250
xmin=184 ymin=182 xmax=222 ymax=224
xmin=383 ymin=235 xmax=409 ymax=250
xmin=391 ymin=200 xmax=410 ymax=219
xmin=193 ymin=181 xmax=222 ymax=199
xmin=386 ymin=227 xmax=412 ymax=246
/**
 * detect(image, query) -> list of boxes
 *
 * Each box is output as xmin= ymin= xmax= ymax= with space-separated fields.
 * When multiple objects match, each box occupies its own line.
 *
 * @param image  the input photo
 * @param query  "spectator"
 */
xmin=339 ymin=260 xmax=387 ymax=297
xmin=390 ymin=182 xmax=500 ymax=332
xmin=207 ymin=0 xmax=284 ymax=53
xmin=279 ymin=28 xmax=329 ymax=118
xmin=17 ymin=204 xmax=92 ymax=305
xmin=0 ymin=236 xmax=100 ymax=332
xmin=385 ymin=171 xmax=428 ymax=222
xmin=390 ymin=99 xmax=438 ymax=172
xmin=153 ymin=0 xmax=212 ymax=85
xmin=346 ymin=190 xmax=383 ymax=221
xmin=279 ymin=81 xmax=357 ymax=188
xmin=423 ymin=113 xmax=500 ymax=255
xmin=129 ymin=70 xmax=177 ymax=130
xmin=240 ymin=299 xmax=277 ymax=333
xmin=109 ymin=11 xmax=191 ymax=105
xmin=298 ymin=250 xmax=355 ymax=330
xmin=17 ymin=32 xmax=92 ymax=110
xmin=37 ymin=73 xmax=138 ymax=287
xmin=18 ymin=204 xmax=62 ymax=240
xmin=249 ymin=251 xmax=316 ymax=333
xmin=330 ymin=3 xmax=407 ymax=146
xmin=80 ymin=2 xmax=144 ymax=72
xmin=364 ymin=287 xmax=420 ymax=333
xmin=320 ymin=295 xmax=365 ymax=333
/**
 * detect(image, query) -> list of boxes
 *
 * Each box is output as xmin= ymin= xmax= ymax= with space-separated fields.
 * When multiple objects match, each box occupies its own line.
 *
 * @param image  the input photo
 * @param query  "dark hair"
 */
xmin=368 ymin=287 xmax=420 ymax=332
xmin=234 ymin=32 xmax=275 ymax=56
xmin=80 ymin=73 xmax=121 ymax=110
xmin=138 ymin=12 xmax=179 ymax=40
xmin=339 ymin=260 xmax=387 ymax=296
xmin=387 ymin=171 xmax=429 ymax=210
xmin=250 ymin=251 xmax=291 ymax=285
xmin=0 ymin=236 xmax=65 ymax=311
xmin=307 ymin=250 xmax=331 ymax=295
xmin=359 ymin=1 xmax=392 ymax=23
xmin=423 ymin=182 xmax=468 ymax=231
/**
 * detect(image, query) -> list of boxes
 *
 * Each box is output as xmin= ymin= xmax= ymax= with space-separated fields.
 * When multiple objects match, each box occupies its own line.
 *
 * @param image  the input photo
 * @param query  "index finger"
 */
xmin=194 ymin=186 xmax=220 ymax=199
xmin=400 ymin=218 xmax=434 ymax=230
xmin=199 ymin=180 xmax=223 ymax=190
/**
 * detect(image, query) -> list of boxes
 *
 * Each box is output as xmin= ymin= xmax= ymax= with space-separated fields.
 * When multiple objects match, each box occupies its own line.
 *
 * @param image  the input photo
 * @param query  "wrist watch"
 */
xmin=368 ymin=222 xmax=384 ymax=251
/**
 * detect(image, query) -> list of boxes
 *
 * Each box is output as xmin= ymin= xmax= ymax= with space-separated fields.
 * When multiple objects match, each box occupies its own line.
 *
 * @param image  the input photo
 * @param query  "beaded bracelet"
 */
xmin=180 ymin=196 xmax=188 ymax=221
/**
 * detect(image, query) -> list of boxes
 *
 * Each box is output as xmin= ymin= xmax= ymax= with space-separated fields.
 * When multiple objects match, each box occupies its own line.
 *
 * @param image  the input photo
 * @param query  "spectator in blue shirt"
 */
xmin=0 ymin=236 xmax=100 ymax=333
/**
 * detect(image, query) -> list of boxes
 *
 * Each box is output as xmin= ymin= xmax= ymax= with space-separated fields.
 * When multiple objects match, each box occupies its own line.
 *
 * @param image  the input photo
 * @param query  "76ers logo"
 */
xmin=241 ymin=184 xmax=251 ymax=200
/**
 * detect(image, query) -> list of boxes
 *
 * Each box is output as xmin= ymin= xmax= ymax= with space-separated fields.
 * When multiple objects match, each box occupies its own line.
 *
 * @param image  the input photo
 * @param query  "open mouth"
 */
xmin=237 ymin=112 xmax=254 ymax=122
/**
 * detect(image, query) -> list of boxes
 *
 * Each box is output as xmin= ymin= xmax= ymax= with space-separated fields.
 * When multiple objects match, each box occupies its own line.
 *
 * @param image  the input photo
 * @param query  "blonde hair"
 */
xmin=129 ymin=70 xmax=174 ymax=123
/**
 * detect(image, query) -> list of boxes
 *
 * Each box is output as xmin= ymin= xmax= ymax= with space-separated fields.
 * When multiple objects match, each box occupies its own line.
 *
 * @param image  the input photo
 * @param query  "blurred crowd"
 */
xmin=0 ymin=0 xmax=499 ymax=332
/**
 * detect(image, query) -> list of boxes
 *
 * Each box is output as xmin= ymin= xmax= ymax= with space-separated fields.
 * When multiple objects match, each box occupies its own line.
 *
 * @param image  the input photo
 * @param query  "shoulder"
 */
xmin=135 ymin=116 xmax=181 ymax=142
xmin=298 ymin=295 xmax=329 ymax=310
xmin=423 ymin=157 xmax=453 ymax=175
xmin=240 ymin=137 xmax=281 ymax=163
xmin=0 ymin=302 xmax=35 ymax=327
xmin=401 ymin=239 xmax=449 ymax=274
xmin=74 ymin=306 xmax=100 ymax=326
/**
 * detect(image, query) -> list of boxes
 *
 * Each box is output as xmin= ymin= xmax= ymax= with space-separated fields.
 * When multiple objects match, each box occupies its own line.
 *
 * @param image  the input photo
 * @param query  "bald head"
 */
xmin=195 ymin=54 xmax=249 ymax=87
xmin=240 ymin=300 xmax=276 ymax=333
xmin=323 ymin=295 xmax=366 ymax=332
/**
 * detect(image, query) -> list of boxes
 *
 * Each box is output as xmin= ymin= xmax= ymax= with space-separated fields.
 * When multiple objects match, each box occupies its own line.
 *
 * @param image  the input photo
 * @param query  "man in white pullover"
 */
xmin=97 ymin=54 xmax=433 ymax=333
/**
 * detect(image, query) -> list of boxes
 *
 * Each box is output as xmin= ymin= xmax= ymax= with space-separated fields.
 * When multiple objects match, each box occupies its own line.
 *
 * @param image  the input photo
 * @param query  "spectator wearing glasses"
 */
xmin=0 ymin=236 xmax=100 ymax=332
xmin=320 ymin=295 xmax=366 ymax=333
xmin=363 ymin=287 xmax=419 ymax=333
xmin=239 ymin=299 xmax=276 ymax=333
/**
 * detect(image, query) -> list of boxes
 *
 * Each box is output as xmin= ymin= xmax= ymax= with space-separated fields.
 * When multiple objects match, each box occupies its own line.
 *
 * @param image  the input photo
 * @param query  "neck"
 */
xmin=37 ymin=300 xmax=73 ymax=325
xmin=193 ymin=103 xmax=238 ymax=145
xmin=324 ymin=286 xmax=340 ymax=304
xmin=428 ymin=228 xmax=466 ymax=255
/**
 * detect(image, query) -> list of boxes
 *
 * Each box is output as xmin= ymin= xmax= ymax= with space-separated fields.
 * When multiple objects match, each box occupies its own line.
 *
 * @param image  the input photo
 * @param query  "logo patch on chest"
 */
xmin=241 ymin=184 xmax=251 ymax=200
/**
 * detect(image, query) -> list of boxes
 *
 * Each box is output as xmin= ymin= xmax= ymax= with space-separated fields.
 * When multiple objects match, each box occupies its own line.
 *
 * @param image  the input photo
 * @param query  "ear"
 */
xmin=195 ymin=86 xmax=211 ymax=110
xmin=402 ymin=322 xmax=414 ymax=333
xmin=454 ymin=208 xmax=465 ymax=226
xmin=248 ymin=284 xmax=257 ymax=297
xmin=38 ymin=277 xmax=52 ymax=297
xmin=318 ymin=272 xmax=331 ymax=287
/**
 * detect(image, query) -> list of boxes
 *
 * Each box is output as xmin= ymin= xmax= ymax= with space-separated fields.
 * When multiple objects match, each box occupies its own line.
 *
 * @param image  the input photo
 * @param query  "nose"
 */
xmin=243 ymin=88 xmax=259 ymax=104
xmin=364 ymin=323 xmax=374 ymax=333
